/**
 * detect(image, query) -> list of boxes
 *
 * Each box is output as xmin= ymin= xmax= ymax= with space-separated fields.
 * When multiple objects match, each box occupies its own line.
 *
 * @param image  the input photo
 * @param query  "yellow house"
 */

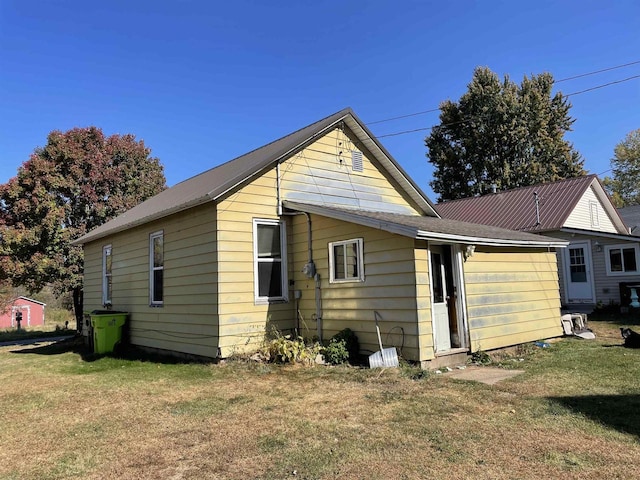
xmin=73 ymin=108 xmax=567 ymax=367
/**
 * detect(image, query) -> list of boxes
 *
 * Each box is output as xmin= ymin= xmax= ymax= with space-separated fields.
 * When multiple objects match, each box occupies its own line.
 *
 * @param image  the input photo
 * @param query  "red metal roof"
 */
xmin=435 ymin=175 xmax=598 ymax=232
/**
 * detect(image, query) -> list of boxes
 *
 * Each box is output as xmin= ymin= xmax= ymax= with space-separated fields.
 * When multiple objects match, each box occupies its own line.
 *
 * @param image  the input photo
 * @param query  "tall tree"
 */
xmin=603 ymin=129 xmax=640 ymax=207
xmin=0 ymin=127 xmax=166 ymax=328
xmin=426 ymin=67 xmax=585 ymax=202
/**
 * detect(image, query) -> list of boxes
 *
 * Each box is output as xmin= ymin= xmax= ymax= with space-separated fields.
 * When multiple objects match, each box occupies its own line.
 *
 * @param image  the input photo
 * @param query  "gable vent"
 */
xmin=351 ymin=151 xmax=363 ymax=172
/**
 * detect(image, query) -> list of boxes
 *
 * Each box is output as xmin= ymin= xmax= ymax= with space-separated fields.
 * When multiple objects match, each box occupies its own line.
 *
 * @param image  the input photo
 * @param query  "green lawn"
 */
xmin=0 ymin=314 xmax=639 ymax=479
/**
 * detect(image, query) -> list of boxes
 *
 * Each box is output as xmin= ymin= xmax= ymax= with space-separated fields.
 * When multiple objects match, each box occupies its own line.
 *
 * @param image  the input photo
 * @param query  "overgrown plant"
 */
xmin=330 ymin=328 xmax=360 ymax=362
xmin=322 ymin=338 xmax=349 ymax=365
xmin=261 ymin=332 xmax=320 ymax=364
xmin=470 ymin=349 xmax=492 ymax=365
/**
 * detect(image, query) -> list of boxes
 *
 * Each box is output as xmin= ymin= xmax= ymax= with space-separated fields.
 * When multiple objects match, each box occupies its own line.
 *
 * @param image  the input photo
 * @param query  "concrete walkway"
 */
xmin=442 ymin=365 xmax=524 ymax=385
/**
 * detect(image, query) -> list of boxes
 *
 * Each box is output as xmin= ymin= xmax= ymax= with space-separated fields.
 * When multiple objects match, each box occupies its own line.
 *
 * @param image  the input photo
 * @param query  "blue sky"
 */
xmin=1 ymin=0 xmax=639 ymax=200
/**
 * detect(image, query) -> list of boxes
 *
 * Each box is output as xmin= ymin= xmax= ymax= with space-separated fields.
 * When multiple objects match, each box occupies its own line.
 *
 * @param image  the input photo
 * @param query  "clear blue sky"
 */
xmin=1 ymin=0 xmax=639 ymax=200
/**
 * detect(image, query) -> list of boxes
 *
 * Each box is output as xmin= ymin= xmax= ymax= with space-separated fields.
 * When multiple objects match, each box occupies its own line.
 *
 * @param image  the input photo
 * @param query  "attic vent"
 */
xmin=351 ymin=151 xmax=363 ymax=172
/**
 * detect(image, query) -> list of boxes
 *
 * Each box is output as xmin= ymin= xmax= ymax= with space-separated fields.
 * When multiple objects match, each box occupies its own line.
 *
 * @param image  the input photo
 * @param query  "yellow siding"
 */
xmin=414 ymin=241 xmax=434 ymax=361
xmin=280 ymin=127 xmax=421 ymax=214
xmin=82 ymin=203 xmax=219 ymax=358
xmin=463 ymin=247 xmax=563 ymax=351
xmin=216 ymin=168 xmax=294 ymax=356
xmin=291 ymin=213 xmax=422 ymax=360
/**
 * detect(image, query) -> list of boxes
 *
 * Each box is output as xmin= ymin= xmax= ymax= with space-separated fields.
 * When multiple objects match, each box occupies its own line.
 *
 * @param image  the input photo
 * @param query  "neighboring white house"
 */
xmin=437 ymin=175 xmax=640 ymax=311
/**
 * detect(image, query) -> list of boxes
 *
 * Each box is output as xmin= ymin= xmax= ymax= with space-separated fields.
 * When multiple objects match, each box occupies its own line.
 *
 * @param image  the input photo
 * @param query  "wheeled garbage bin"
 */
xmin=90 ymin=310 xmax=128 ymax=354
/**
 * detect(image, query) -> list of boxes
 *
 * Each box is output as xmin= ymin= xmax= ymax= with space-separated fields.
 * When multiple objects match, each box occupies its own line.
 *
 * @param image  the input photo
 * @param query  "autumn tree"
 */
xmin=0 ymin=127 xmax=166 ymax=328
xmin=426 ymin=67 xmax=585 ymax=202
xmin=603 ymin=129 xmax=640 ymax=207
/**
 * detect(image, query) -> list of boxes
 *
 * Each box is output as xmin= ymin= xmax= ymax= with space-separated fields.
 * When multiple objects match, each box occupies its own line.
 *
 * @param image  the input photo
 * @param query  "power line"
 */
xmin=375 ymin=73 xmax=640 ymax=139
xmin=367 ymin=108 xmax=441 ymax=125
xmin=366 ymin=59 xmax=640 ymax=129
xmin=555 ymin=60 xmax=640 ymax=83
xmin=565 ymin=74 xmax=640 ymax=97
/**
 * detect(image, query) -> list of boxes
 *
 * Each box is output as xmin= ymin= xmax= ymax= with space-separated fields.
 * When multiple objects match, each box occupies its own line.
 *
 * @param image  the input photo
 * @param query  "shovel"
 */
xmin=368 ymin=312 xmax=399 ymax=368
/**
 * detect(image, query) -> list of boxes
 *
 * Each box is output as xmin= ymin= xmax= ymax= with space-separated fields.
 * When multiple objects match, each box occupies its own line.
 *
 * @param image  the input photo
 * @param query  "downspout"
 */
xmin=302 ymin=212 xmax=322 ymax=342
xmin=282 ymin=209 xmax=320 ymax=340
xmin=534 ymin=192 xmax=540 ymax=226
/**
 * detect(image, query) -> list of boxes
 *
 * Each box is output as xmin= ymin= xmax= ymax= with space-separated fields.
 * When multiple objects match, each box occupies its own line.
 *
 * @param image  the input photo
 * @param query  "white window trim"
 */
xmin=253 ymin=219 xmax=288 ymax=304
xmin=604 ymin=243 xmax=640 ymax=276
xmin=149 ymin=230 xmax=164 ymax=306
xmin=329 ymin=238 xmax=364 ymax=283
xmin=589 ymin=201 xmax=600 ymax=227
xmin=102 ymin=245 xmax=112 ymax=305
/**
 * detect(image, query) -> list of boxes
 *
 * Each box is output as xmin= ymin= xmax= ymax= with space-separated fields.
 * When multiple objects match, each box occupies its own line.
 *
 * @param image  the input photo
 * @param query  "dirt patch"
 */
xmin=443 ymin=365 xmax=524 ymax=385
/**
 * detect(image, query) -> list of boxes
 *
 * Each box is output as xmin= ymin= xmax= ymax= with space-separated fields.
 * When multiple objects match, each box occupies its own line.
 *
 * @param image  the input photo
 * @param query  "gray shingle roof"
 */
xmin=73 ymin=108 xmax=436 ymax=245
xmin=617 ymin=205 xmax=640 ymax=235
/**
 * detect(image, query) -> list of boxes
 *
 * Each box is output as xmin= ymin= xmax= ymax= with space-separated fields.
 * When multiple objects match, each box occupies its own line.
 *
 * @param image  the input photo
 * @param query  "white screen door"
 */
xmin=564 ymin=242 xmax=595 ymax=303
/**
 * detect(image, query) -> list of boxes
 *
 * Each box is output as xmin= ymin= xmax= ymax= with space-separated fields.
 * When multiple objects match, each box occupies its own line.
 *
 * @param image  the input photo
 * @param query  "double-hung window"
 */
xmin=329 ymin=238 xmax=364 ymax=283
xmin=253 ymin=219 xmax=288 ymax=303
xmin=150 ymin=231 xmax=164 ymax=305
xmin=102 ymin=245 xmax=112 ymax=305
xmin=605 ymin=244 xmax=639 ymax=275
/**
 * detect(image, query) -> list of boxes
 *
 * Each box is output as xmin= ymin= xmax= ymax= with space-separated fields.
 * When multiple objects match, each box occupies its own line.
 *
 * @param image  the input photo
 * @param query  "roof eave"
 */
xmin=71 ymin=195 xmax=214 ymax=246
xmin=284 ymin=201 xmax=566 ymax=248
xmin=415 ymin=230 xmax=568 ymax=248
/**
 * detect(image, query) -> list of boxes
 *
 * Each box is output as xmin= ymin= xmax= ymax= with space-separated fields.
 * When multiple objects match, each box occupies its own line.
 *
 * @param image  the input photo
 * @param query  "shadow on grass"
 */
xmin=589 ymin=311 xmax=640 ymax=326
xmin=9 ymin=336 xmax=217 ymax=365
xmin=549 ymin=394 xmax=640 ymax=439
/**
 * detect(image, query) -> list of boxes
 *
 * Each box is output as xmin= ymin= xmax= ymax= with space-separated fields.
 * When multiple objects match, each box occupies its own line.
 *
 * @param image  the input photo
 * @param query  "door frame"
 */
xmin=562 ymin=240 xmax=596 ymax=304
xmin=428 ymin=243 xmax=470 ymax=353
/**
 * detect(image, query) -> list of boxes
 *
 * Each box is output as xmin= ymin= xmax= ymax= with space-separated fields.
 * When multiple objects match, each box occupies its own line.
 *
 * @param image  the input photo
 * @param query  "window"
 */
xmin=568 ymin=247 xmax=587 ymax=282
xmin=253 ymin=219 xmax=288 ymax=303
xmin=605 ymin=244 xmax=639 ymax=275
xmin=102 ymin=245 xmax=112 ymax=305
xmin=150 ymin=231 xmax=164 ymax=305
xmin=329 ymin=238 xmax=364 ymax=283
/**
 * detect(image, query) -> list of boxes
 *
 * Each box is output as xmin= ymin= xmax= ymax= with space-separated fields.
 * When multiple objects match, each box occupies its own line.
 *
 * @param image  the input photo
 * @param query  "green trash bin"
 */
xmin=90 ymin=310 xmax=128 ymax=354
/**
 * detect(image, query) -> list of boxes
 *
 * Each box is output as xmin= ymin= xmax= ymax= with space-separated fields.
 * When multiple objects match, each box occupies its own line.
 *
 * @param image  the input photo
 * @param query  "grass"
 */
xmin=1 ymin=314 xmax=639 ymax=479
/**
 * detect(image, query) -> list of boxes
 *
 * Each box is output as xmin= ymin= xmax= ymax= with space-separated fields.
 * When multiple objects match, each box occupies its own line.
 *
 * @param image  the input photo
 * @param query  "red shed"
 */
xmin=0 ymin=297 xmax=46 ymax=329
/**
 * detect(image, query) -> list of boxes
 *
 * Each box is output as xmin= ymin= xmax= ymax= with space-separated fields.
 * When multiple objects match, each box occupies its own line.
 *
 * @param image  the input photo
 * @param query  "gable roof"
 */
xmin=15 ymin=296 xmax=46 ymax=306
xmin=283 ymin=201 xmax=568 ymax=248
xmin=436 ymin=175 xmax=629 ymax=234
xmin=73 ymin=108 xmax=436 ymax=245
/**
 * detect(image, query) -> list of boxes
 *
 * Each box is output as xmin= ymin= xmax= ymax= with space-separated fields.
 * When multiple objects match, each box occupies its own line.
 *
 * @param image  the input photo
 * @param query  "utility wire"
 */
xmin=367 ymin=59 xmax=640 ymax=129
xmin=375 ymin=73 xmax=640 ymax=139
xmin=565 ymin=74 xmax=640 ymax=97
xmin=367 ymin=108 xmax=441 ymax=125
xmin=555 ymin=60 xmax=640 ymax=83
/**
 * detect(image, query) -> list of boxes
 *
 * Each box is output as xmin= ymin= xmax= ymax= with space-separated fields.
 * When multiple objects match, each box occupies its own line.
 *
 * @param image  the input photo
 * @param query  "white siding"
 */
xmin=564 ymin=186 xmax=618 ymax=233
xmin=552 ymin=231 xmax=640 ymax=306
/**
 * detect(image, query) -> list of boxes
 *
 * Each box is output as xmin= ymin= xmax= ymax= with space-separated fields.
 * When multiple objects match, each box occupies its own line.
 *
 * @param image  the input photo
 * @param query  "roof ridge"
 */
xmin=438 ymin=174 xmax=595 ymax=204
xmin=171 ymin=107 xmax=352 ymax=188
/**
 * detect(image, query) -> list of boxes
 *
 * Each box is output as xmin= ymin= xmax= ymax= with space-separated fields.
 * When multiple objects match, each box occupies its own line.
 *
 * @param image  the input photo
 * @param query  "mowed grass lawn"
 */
xmin=1 ymin=315 xmax=639 ymax=480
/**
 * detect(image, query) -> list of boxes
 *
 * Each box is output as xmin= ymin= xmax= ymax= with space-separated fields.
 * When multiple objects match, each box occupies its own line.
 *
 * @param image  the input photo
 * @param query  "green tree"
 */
xmin=0 ymin=127 xmax=166 ymax=328
xmin=603 ymin=129 xmax=640 ymax=207
xmin=426 ymin=67 xmax=585 ymax=202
